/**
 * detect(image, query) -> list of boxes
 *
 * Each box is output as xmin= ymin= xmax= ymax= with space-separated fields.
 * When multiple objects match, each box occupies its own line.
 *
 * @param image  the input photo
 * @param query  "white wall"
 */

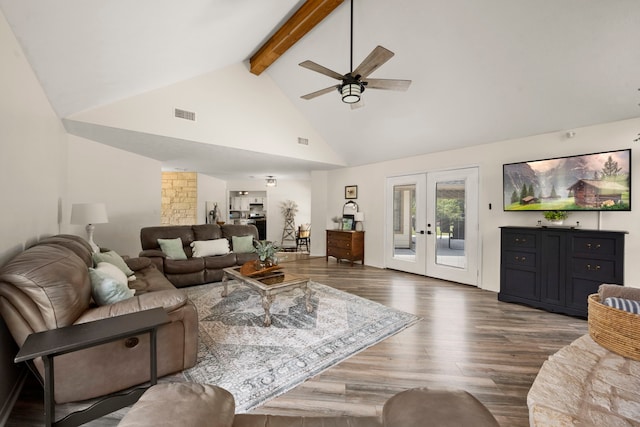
xmin=314 ymin=117 xmax=640 ymax=292
xmin=0 ymin=8 xmax=68 ymax=421
xmin=64 ymin=135 xmax=162 ymax=257
xmin=226 ymin=179 xmax=311 ymax=244
xmin=68 ymin=63 xmax=344 ymax=166
xmin=197 ymin=174 xmax=227 ymax=224
xmin=0 ymin=16 xmax=67 ymax=263
xmin=310 ymin=170 xmax=329 ymax=256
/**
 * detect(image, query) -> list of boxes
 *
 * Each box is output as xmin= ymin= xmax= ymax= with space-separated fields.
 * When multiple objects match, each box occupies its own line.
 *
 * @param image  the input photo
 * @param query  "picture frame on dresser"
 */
xmin=341 ymin=217 xmax=354 ymax=230
xmin=345 ymin=185 xmax=358 ymax=199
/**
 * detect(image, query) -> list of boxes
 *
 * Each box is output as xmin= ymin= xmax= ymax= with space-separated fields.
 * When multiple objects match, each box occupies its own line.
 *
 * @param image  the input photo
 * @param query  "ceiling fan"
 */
xmin=299 ymin=0 xmax=411 ymax=109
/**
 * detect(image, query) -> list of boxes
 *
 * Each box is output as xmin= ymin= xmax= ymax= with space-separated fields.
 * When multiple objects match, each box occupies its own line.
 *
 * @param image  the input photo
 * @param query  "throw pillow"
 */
xmin=604 ymin=297 xmax=640 ymax=314
xmin=92 ymin=250 xmax=135 ymax=277
xmin=190 ymin=239 xmax=229 ymax=257
xmin=89 ymin=268 xmax=135 ymax=306
xmin=157 ymin=237 xmax=188 ymax=260
xmin=94 ymin=262 xmax=128 ymax=287
xmin=232 ymin=235 xmax=255 ymax=254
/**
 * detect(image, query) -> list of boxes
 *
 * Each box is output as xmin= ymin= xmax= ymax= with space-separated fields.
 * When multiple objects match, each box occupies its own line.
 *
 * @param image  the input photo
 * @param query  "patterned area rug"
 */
xmin=179 ymin=280 xmax=420 ymax=412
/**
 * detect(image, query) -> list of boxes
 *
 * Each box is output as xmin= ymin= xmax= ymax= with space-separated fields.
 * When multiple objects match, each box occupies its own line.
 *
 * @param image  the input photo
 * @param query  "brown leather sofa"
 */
xmin=117 ymin=383 xmax=500 ymax=427
xmin=0 ymin=234 xmax=198 ymax=403
xmin=139 ymin=224 xmax=259 ymax=287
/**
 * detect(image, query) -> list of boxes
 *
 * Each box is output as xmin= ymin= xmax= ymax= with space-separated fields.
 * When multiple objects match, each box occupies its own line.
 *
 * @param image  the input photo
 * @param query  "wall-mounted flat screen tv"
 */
xmin=503 ymin=149 xmax=631 ymax=211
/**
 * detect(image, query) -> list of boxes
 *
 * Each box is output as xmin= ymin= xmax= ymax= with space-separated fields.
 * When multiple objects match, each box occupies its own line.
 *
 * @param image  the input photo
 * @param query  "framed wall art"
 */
xmin=345 ymin=185 xmax=358 ymax=199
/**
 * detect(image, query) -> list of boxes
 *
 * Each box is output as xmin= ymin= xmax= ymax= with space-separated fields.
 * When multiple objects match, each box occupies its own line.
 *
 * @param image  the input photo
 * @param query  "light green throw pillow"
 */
xmin=92 ymin=250 xmax=135 ymax=276
xmin=157 ymin=237 xmax=188 ymax=260
xmin=232 ymin=235 xmax=256 ymax=254
xmin=89 ymin=268 xmax=135 ymax=306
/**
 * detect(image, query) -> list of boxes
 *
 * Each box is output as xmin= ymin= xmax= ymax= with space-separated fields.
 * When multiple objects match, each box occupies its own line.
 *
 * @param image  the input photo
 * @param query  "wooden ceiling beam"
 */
xmin=250 ymin=0 xmax=344 ymax=75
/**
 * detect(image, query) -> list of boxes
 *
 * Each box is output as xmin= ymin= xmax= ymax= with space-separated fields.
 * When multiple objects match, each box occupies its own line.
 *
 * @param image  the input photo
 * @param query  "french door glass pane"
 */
xmin=435 ymin=180 xmax=466 ymax=268
xmin=393 ymin=184 xmax=416 ymax=261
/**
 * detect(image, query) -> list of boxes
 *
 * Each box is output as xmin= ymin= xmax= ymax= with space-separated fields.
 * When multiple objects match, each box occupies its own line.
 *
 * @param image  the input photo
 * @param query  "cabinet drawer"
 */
xmin=502 ymin=268 xmax=539 ymax=300
xmin=566 ymin=278 xmax=604 ymax=314
xmin=503 ymin=250 xmax=536 ymax=268
xmin=327 ymin=232 xmax=351 ymax=242
xmin=502 ymin=231 xmax=536 ymax=250
xmin=571 ymin=236 xmax=618 ymax=258
xmin=327 ymin=239 xmax=351 ymax=249
xmin=571 ymin=258 xmax=617 ymax=280
xmin=327 ymin=247 xmax=351 ymax=258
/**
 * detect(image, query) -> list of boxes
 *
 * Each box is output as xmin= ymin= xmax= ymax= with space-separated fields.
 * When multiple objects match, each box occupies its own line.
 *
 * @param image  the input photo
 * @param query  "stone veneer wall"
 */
xmin=162 ymin=172 xmax=197 ymax=225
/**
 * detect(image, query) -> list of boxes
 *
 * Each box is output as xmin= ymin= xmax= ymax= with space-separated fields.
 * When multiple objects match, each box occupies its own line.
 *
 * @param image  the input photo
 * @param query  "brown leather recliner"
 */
xmin=0 ymin=235 xmax=198 ymax=403
xmin=139 ymin=224 xmax=259 ymax=287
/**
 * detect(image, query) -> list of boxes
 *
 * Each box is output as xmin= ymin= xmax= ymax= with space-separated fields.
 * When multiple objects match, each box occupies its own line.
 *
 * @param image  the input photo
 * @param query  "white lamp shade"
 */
xmin=71 ymin=203 xmax=108 ymax=225
xmin=354 ymin=212 xmax=365 ymax=222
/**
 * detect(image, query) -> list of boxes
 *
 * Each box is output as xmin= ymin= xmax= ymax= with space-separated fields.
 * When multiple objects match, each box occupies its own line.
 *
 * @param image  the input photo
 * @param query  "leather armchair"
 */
xmin=0 ymin=235 xmax=198 ymax=403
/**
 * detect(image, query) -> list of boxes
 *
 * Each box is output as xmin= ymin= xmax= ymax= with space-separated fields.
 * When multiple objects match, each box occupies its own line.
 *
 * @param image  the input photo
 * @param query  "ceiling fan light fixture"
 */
xmin=341 ymin=82 xmax=362 ymax=104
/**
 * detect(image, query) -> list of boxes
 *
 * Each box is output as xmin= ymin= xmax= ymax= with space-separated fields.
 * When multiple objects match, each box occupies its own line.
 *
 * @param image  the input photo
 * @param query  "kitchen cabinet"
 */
xmin=326 ymin=230 xmax=364 ymax=266
xmin=499 ymin=226 xmax=625 ymax=318
xmin=231 ymin=197 xmax=250 ymax=211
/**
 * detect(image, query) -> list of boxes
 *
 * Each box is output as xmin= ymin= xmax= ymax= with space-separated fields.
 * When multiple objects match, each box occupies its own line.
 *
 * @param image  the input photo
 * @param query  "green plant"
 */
xmin=254 ymin=240 xmax=280 ymax=262
xmin=543 ymin=210 xmax=569 ymax=221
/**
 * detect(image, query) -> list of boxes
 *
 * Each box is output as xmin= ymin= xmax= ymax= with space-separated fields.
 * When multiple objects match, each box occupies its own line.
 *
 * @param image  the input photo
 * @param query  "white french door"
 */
xmin=385 ymin=167 xmax=479 ymax=286
xmin=385 ymin=174 xmax=426 ymax=275
xmin=425 ymin=167 xmax=479 ymax=286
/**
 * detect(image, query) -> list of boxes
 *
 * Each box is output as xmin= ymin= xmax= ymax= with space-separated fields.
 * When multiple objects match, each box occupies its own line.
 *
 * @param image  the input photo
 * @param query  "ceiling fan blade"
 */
xmin=364 ymin=78 xmax=412 ymax=91
xmin=299 ymin=60 xmax=344 ymax=80
xmin=301 ymin=85 xmax=339 ymax=100
xmin=352 ymin=46 xmax=394 ymax=79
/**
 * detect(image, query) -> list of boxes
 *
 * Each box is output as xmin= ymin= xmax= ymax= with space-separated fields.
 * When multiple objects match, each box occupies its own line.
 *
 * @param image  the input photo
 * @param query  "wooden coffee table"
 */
xmin=222 ymin=266 xmax=312 ymax=327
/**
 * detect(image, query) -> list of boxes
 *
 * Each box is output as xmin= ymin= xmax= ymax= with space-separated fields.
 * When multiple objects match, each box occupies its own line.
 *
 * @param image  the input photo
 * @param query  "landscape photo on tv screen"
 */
xmin=503 ymin=149 xmax=631 ymax=211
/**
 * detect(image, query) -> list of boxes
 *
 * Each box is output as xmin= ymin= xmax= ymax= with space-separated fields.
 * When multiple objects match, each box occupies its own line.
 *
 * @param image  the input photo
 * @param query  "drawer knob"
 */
xmin=586 ymin=264 xmax=601 ymax=271
xmin=514 ymin=256 xmax=526 ymax=262
xmin=514 ymin=238 xmax=527 ymax=243
xmin=586 ymin=243 xmax=601 ymax=249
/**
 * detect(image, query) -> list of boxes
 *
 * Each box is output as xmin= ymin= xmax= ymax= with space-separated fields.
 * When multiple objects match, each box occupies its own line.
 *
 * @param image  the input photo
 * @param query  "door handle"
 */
xmin=425 ymin=230 xmax=431 ymax=235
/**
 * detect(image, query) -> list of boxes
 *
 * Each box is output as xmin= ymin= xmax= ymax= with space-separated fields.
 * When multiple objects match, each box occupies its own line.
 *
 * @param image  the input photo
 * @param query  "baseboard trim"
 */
xmin=0 ymin=366 xmax=27 ymax=427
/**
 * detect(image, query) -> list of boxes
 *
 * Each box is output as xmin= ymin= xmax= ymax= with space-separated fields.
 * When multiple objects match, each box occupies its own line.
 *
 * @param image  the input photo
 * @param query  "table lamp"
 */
xmin=71 ymin=203 xmax=108 ymax=253
xmin=354 ymin=212 xmax=365 ymax=231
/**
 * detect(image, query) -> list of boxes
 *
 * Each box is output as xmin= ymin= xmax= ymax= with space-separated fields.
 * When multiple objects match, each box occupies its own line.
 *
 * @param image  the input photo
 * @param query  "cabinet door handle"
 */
xmin=586 ymin=264 xmax=601 ymax=271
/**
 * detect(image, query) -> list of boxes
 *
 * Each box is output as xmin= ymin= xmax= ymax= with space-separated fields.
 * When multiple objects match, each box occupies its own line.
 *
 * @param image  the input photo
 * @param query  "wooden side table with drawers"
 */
xmin=326 ymin=230 xmax=364 ymax=266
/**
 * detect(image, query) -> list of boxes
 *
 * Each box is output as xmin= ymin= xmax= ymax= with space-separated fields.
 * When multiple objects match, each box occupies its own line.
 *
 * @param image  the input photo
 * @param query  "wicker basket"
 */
xmin=588 ymin=293 xmax=640 ymax=361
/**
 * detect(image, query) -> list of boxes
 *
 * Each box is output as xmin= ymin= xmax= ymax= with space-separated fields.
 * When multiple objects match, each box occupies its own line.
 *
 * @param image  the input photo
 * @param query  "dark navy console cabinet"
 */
xmin=499 ymin=226 xmax=625 ymax=318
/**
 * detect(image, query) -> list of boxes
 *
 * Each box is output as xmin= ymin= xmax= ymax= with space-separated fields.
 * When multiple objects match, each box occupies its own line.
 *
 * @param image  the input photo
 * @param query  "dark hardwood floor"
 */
xmin=6 ymin=255 xmax=588 ymax=426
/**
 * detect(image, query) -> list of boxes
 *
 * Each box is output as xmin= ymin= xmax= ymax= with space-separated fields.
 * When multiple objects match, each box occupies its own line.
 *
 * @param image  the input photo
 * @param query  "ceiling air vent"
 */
xmin=298 ymin=137 xmax=309 ymax=145
xmin=174 ymin=108 xmax=196 ymax=121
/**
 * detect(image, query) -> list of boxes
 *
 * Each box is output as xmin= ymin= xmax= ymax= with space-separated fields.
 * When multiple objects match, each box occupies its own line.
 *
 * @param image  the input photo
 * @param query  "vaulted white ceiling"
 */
xmin=2 ymin=0 xmax=639 ymax=180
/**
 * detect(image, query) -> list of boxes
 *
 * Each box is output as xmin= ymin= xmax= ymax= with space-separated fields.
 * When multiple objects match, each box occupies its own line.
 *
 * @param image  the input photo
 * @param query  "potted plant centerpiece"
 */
xmin=543 ymin=210 xmax=569 ymax=225
xmin=254 ymin=240 xmax=280 ymax=269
